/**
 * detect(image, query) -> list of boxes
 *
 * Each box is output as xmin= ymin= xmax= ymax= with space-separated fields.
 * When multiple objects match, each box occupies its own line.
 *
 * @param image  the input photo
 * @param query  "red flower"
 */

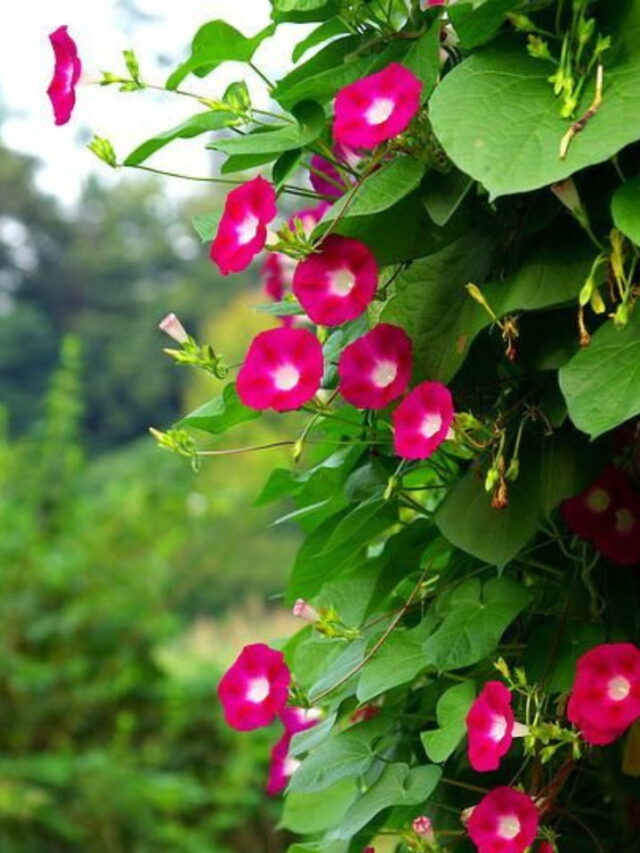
xmin=280 ymin=706 xmax=322 ymax=735
xmin=217 ymin=643 xmax=291 ymax=732
xmin=466 ymin=682 xmax=515 ymax=772
xmin=537 ymin=843 xmax=555 ymax=853
xmin=467 ymin=787 xmax=539 ymax=853
xmin=350 ymin=705 xmax=380 ymax=724
xmin=210 ymin=177 xmax=277 ymax=275
xmin=338 ymin=323 xmax=412 ymax=409
xmin=293 ymin=235 xmax=378 ymax=326
xmin=392 ymin=381 xmax=454 ymax=460
xmin=567 ymin=643 xmax=640 ymax=745
xmin=237 ymin=327 xmax=323 ymax=412
xmin=561 ymin=466 xmax=630 ymax=540
xmin=266 ymin=732 xmax=300 ymax=795
xmin=333 ymin=63 xmax=422 ymax=150
xmin=593 ymin=488 xmax=640 ymax=566
xmin=47 ymin=26 xmax=82 ymax=126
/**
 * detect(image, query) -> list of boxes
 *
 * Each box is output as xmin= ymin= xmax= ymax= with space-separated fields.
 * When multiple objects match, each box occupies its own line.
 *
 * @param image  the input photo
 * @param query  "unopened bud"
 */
xmin=159 ymin=312 xmax=189 ymax=344
xmin=292 ymin=599 xmax=319 ymax=623
xmin=460 ymin=806 xmax=474 ymax=827
xmin=551 ymin=178 xmax=581 ymax=214
xmin=412 ymin=815 xmax=435 ymax=842
xmin=512 ymin=721 xmax=530 ymax=738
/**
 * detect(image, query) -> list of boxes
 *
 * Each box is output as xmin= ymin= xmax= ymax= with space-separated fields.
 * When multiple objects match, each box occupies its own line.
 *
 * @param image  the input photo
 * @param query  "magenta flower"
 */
xmin=333 ymin=63 xmax=422 ymax=150
xmin=266 ymin=732 xmax=300 ymax=796
xmin=338 ymin=323 xmax=412 ymax=409
xmin=281 ymin=705 xmax=322 ymax=735
xmin=210 ymin=177 xmax=277 ymax=275
xmin=217 ymin=643 xmax=291 ymax=732
xmin=466 ymin=682 xmax=515 ymax=772
xmin=537 ymin=844 xmax=555 ymax=853
xmin=237 ymin=327 xmax=323 ymax=412
xmin=309 ymin=151 xmax=353 ymax=199
xmin=293 ymin=235 xmax=378 ymax=326
xmin=289 ymin=202 xmax=330 ymax=235
xmin=567 ymin=643 xmax=640 ymax=745
xmin=392 ymin=381 xmax=454 ymax=460
xmin=262 ymin=254 xmax=288 ymax=302
xmin=467 ymin=787 xmax=539 ymax=853
xmin=47 ymin=26 xmax=82 ymax=126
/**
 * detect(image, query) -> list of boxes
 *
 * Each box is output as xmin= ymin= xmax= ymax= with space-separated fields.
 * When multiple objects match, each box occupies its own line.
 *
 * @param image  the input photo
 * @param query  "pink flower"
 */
xmin=262 ymin=254 xmax=288 ymax=302
xmin=289 ymin=202 xmax=330 ymax=235
xmin=333 ymin=63 xmax=422 ymax=150
xmin=281 ymin=705 xmax=322 ymax=735
xmin=592 ymin=488 xmax=640 ymax=566
xmin=338 ymin=324 xmax=412 ymax=409
xmin=413 ymin=816 xmax=435 ymax=842
xmin=47 ymin=26 xmax=82 ymax=126
xmin=309 ymin=151 xmax=353 ymax=199
xmin=210 ymin=177 xmax=277 ymax=275
xmin=237 ymin=327 xmax=323 ymax=412
xmin=292 ymin=598 xmax=319 ymax=622
xmin=266 ymin=732 xmax=300 ymax=795
xmin=466 ymin=682 xmax=515 ymax=772
xmin=293 ymin=235 xmax=378 ymax=326
xmin=567 ymin=643 xmax=640 ymax=745
xmin=217 ymin=643 xmax=291 ymax=732
xmin=392 ymin=381 xmax=454 ymax=460
xmin=467 ymin=787 xmax=539 ymax=853
xmin=158 ymin=313 xmax=189 ymax=344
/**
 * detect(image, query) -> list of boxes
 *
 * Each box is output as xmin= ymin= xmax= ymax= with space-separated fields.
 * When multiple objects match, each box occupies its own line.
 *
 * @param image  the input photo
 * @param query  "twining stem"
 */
xmin=310 ymin=568 xmax=429 ymax=702
xmin=440 ymin=777 xmax=490 ymax=795
xmin=249 ymin=61 xmax=274 ymax=89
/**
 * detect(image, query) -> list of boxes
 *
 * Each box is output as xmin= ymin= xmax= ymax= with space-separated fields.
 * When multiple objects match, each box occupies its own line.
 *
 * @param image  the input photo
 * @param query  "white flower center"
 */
xmin=489 ymin=714 xmax=508 ymax=742
xmin=497 ymin=815 xmax=521 ymax=841
xmin=246 ymin=677 xmax=270 ymax=703
xmin=273 ymin=364 xmax=300 ymax=391
xmin=365 ymin=97 xmax=395 ymax=125
xmin=330 ymin=268 xmax=356 ymax=297
xmin=420 ymin=413 xmax=442 ymax=439
xmin=236 ymin=213 xmax=259 ymax=246
xmin=284 ymin=756 xmax=301 ymax=778
xmin=607 ymin=675 xmax=631 ymax=702
xmin=371 ymin=360 xmax=398 ymax=388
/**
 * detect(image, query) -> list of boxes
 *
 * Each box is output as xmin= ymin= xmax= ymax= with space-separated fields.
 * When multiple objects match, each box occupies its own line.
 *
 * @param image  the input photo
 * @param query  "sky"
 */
xmin=0 ymin=0 xmax=305 ymax=204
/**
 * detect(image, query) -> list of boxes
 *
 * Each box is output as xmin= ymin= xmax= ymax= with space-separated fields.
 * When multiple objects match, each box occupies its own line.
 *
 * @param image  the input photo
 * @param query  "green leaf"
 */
xmin=281 ymin=778 xmax=357 ymax=833
xmin=289 ymin=717 xmax=389 ymax=793
xmin=430 ymin=41 xmax=640 ymax=198
xmin=275 ymin=0 xmax=333 ymax=12
xmin=422 ymin=577 xmax=529 ymax=671
xmin=611 ymin=176 xmax=640 ymax=246
xmin=525 ymin=622 xmax=606 ymax=694
xmin=559 ymin=310 xmax=640 ymax=438
xmin=209 ymin=101 xmax=325 ymax=156
xmin=166 ymin=20 xmax=275 ymax=90
xmin=124 ymin=111 xmax=235 ymax=166
xmin=179 ymin=383 xmax=260 ymax=435
xmin=221 ymin=151 xmax=280 ymax=174
xmin=317 ymin=157 xmax=425 ymax=227
xmin=403 ymin=22 xmax=441 ymax=98
xmin=192 ymin=211 xmax=221 ymax=243
xmin=422 ymin=169 xmax=474 ymax=227
xmin=335 ymin=763 xmax=442 ymax=839
xmin=421 ymin=682 xmax=476 ymax=763
xmin=273 ymin=148 xmax=304 ymax=190
xmin=449 ymin=0 xmax=517 ymax=49
xmin=382 ymin=229 xmax=593 ymax=383
xmin=273 ymin=0 xmax=341 ymax=23
xmin=356 ymin=627 xmax=430 ymax=703
xmin=292 ymin=18 xmax=348 ymax=62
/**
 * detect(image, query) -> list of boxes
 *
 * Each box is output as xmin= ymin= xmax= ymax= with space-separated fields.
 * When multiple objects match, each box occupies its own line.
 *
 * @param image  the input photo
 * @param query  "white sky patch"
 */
xmin=0 ymin=0 xmax=308 ymax=205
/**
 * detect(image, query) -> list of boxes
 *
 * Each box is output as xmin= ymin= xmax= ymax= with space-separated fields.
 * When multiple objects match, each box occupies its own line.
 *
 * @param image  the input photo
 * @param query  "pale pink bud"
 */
xmin=159 ymin=312 xmax=189 ymax=344
xmin=413 ymin=815 xmax=435 ymax=842
xmin=460 ymin=806 xmax=475 ymax=827
xmin=292 ymin=599 xmax=319 ymax=622
xmin=550 ymin=178 xmax=581 ymax=214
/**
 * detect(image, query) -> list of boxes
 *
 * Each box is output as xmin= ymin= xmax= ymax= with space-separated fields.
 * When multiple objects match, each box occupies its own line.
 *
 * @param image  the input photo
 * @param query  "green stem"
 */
xmin=249 ymin=62 xmax=274 ymax=89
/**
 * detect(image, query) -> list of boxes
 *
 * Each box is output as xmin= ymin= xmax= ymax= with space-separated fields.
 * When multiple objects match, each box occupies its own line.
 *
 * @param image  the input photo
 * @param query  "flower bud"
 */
xmin=159 ymin=313 xmax=189 ymax=344
xmin=292 ymin=599 xmax=319 ymax=623
xmin=413 ymin=815 xmax=435 ymax=842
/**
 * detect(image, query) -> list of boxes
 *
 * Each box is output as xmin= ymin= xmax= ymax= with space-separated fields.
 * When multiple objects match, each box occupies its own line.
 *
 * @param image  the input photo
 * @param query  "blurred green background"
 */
xmin=0 ymin=134 xmax=301 ymax=851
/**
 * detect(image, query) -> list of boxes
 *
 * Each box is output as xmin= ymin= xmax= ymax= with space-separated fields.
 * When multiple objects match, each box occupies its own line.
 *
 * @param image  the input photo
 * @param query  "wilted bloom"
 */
xmin=413 ymin=816 xmax=435 ymax=842
xmin=292 ymin=598 xmax=319 ymax=623
xmin=392 ymin=381 xmax=454 ymax=460
xmin=281 ymin=705 xmax=322 ymax=735
xmin=266 ymin=732 xmax=300 ymax=795
xmin=217 ymin=643 xmax=291 ymax=731
xmin=293 ymin=235 xmax=378 ymax=326
xmin=467 ymin=787 xmax=539 ymax=853
xmin=338 ymin=324 xmax=412 ymax=409
xmin=333 ymin=63 xmax=422 ymax=150
xmin=567 ymin=643 xmax=640 ymax=745
xmin=47 ymin=26 xmax=82 ymax=126
xmin=466 ymin=682 xmax=516 ymax=772
xmin=158 ymin=312 xmax=189 ymax=344
xmin=237 ymin=327 xmax=323 ymax=412
xmin=210 ymin=176 xmax=277 ymax=275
